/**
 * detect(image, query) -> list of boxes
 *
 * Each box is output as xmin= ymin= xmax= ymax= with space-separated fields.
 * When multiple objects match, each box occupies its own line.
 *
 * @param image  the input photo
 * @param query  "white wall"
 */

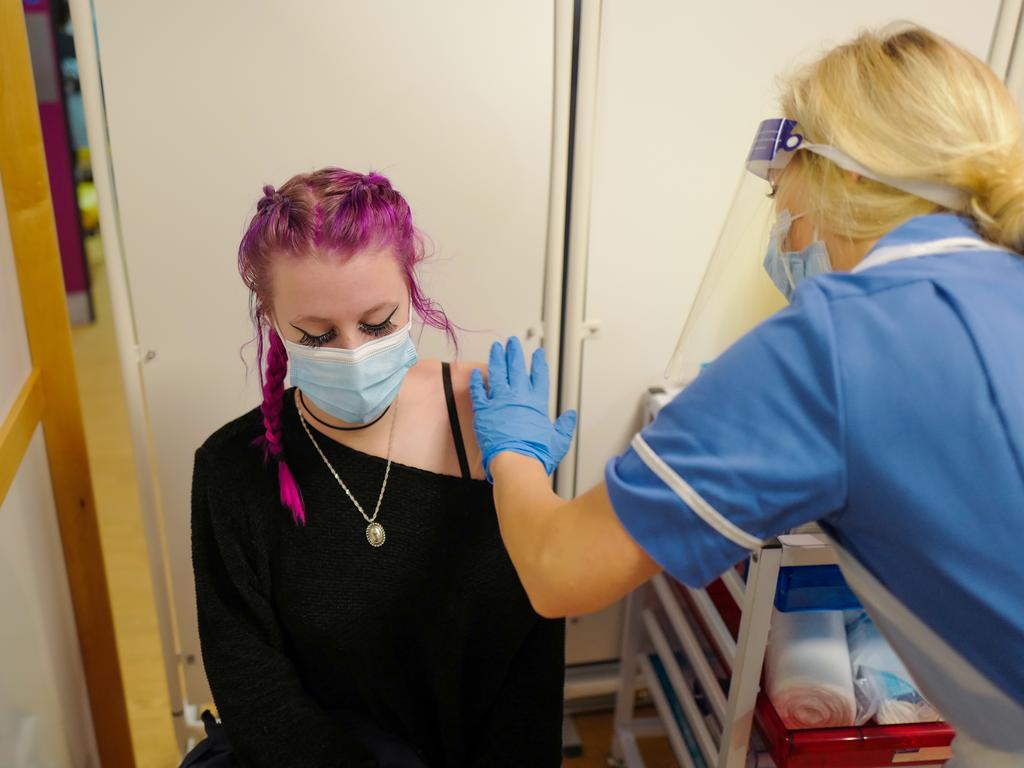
xmin=0 ymin=179 xmax=99 ymax=766
xmin=91 ymin=0 xmax=565 ymax=707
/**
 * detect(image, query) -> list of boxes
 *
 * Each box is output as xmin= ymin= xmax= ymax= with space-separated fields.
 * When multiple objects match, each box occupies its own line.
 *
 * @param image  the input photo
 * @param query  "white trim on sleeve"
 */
xmin=630 ymin=434 xmax=765 ymax=551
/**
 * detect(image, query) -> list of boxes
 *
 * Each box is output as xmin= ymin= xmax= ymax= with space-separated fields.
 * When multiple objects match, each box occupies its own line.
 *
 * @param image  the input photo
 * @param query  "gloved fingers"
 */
xmin=529 ymin=347 xmax=549 ymax=394
xmin=469 ymin=368 xmax=489 ymax=411
xmin=506 ymin=336 xmax=528 ymax=391
xmin=554 ymin=409 xmax=578 ymax=440
xmin=488 ymin=341 xmax=509 ymax=396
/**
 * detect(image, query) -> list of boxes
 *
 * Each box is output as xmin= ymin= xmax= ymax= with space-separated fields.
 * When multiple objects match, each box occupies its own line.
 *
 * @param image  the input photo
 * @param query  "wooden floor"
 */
xmin=565 ymin=708 xmax=679 ymax=768
xmin=71 ymin=235 xmax=679 ymax=768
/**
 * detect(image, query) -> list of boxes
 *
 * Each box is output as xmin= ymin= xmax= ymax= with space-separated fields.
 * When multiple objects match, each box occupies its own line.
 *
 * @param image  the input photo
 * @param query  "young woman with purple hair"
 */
xmin=186 ymin=169 xmax=564 ymax=767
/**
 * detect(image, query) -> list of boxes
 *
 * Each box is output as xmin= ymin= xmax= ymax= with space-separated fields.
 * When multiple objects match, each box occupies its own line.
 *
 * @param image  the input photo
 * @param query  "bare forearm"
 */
xmin=490 ymin=452 xmax=661 ymax=618
xmin=490 ymin=452 xmax=567 ymax=614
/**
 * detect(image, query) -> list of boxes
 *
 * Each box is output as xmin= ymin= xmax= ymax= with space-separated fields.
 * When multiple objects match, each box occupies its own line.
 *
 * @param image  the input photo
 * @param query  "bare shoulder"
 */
xmin=446 ymin=360 xmax=488 ymax=408
xmin=404 ymin=359 xmax=482 ymax=395
xmin=447 ymin=360 xmax=486 ymax=384
xmin=407 ymin=358 xmax=443 ymax=380
xmin=443 ymin=361 xmax=485 ymax=414
xmin=445 ymin=361 xmax=488 ymax=480
xmin=400 ymin=359 xmax=486 ymax=479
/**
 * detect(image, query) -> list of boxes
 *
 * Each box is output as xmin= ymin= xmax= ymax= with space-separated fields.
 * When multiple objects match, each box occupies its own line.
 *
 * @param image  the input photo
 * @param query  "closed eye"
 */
xmin=359 ymin=305 xmax=400 ymax=338
xmin=295 ymin=327 xmax=338 ymax=348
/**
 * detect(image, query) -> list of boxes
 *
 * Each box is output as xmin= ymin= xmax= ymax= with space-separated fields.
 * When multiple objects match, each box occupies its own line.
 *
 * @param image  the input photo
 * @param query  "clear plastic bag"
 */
xmin=845 ymin=610 xmax=942 ymax=726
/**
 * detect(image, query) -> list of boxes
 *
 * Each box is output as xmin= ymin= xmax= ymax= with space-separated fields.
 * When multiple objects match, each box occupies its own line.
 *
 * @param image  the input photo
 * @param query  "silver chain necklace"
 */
xmin=297 ymin=396 xmax=398 ymax=547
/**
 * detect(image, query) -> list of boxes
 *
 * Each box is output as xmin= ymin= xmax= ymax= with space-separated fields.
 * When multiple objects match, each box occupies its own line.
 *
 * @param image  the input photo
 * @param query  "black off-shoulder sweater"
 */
xmin=190 ymin=378 xmax=564 ymax=767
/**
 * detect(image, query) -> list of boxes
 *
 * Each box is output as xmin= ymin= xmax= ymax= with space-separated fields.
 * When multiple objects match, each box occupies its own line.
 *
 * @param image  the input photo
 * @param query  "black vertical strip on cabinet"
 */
xmin=552 ymin=0 xmax=583 ymax=490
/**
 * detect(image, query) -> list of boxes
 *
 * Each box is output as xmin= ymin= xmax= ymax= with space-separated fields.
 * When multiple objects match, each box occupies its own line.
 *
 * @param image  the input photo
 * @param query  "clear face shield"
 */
xmin=664 ymin=119 xmax=967 ymax=384
xmin=663 ymin=120 xmax=795 ymax=383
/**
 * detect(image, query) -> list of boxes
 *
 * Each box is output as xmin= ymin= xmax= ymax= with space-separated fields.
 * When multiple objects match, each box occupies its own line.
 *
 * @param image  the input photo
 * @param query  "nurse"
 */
xmin=470 ymin=26 xmax=1024 ymax=766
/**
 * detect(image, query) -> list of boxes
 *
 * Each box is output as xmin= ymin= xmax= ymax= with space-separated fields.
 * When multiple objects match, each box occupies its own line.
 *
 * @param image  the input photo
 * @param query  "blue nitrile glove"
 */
xmin=469 ymin=337 xmax=578 ymax=483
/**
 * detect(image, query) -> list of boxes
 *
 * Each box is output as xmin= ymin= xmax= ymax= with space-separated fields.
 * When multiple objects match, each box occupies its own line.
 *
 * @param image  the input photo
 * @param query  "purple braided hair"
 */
xmin=260 ymin=329 xmax=304 ymax=524
xmin=239 ymin=168 xmax=456 ymax=524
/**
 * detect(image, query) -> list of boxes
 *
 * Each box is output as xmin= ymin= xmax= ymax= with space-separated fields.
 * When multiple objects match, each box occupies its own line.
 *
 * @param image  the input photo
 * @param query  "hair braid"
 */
xmin=258 ymin=328 xmax=305 ymax=524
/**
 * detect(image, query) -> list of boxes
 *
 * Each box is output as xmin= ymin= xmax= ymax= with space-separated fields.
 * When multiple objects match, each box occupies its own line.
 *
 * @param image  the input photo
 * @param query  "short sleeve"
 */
xmin=605 ymin=283 xmax=847 ymax=587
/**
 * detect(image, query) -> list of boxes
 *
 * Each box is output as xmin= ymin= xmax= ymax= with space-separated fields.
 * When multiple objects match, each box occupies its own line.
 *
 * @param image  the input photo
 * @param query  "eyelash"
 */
xmin=296 ymin=309 xmax=399 ymax=348
xmin=299 ymin=329 xmax=337 ymax=348
xmin=360 ymin=306 xmax=400 ymax=339
xmin=359 ymin=319 xmax=396 ymax=338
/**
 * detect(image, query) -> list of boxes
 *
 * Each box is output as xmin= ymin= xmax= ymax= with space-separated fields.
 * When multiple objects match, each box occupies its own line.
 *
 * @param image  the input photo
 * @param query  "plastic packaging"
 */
xmin=845 ymin=610 xmax=941 ymax=725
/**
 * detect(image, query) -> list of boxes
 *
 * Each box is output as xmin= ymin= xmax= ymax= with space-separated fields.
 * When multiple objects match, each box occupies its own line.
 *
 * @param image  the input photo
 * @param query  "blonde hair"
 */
xmin=780 ymin=25 xmax=1024 ymax=252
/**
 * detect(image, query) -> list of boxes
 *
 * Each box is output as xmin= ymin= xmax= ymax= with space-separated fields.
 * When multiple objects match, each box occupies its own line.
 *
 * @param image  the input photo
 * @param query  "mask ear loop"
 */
xmin=780 ymin=250 xmax=796 ymax=289
xmin=800 ymin=203 xmax=837 ymax=272
xmin=811 ymin=223 xmax=836 ymax=271
xmin=778 ymin=211 xmax=807 ymax=290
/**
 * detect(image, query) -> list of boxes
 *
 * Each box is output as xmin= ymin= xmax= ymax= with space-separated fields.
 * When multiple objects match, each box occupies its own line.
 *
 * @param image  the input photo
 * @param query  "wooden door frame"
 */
xmin=0 ymin=2 xmax=135 ymax=765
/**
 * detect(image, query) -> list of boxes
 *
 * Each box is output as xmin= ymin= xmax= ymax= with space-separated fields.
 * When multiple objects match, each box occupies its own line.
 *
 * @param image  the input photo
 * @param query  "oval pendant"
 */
xmin=366 ymin=522 xmax=386 ymax=547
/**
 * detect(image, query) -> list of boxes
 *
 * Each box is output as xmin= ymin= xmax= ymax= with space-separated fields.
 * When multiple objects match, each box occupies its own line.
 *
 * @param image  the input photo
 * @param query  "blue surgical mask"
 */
xmin=280 ymin=319 xmax=417 ymax=424
xmin=763 ymin=209 xmax=832 ymax=301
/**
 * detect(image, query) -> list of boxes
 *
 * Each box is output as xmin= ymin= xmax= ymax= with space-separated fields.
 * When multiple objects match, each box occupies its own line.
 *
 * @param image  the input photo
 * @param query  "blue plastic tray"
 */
xmin=774 ymin=565 xmax=861 ymax=612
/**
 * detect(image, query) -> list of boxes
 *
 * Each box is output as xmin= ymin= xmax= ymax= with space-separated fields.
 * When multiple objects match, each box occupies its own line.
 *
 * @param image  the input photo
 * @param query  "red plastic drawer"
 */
xmin=756 ymin=690 xmax=953 ymax=767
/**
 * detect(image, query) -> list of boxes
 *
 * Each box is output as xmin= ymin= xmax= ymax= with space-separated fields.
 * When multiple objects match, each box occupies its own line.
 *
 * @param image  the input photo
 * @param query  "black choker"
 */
xmin=298 ymin=390 xmax=390 ymax=431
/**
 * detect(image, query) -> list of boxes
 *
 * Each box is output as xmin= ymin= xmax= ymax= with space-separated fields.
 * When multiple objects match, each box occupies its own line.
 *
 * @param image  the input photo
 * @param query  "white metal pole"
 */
xmin=637 ymin=654 xmax=698 ymax=768
xmin=643 ymin=610 xmax=718 ymax=766
xmin=988 ymin=0 xmax=1024 ymax=82
xmin=1003 ymin=13 xmax=1024 ymax=97
xmin=653 ymin=574 xmax=729 ymax=723
xmin=611 ymin=585 xmax=646 ymax=759
xmin=718 ymin=546 xmax=783 ymax=768
xmin=66 ymin=0 xmax=188 ymax=754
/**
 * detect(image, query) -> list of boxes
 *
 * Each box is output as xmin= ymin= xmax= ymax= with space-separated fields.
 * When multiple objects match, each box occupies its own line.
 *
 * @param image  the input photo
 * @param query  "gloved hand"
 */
xmin=469 ymin=337 xmax=577 ymax=483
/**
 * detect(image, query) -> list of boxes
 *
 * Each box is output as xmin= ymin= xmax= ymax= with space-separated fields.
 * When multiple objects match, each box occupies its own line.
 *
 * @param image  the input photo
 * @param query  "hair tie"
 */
xmin=257 ymin=184 xmax=284 ymax=213
xmin=365 ymin=172 xmax=391 ymax=190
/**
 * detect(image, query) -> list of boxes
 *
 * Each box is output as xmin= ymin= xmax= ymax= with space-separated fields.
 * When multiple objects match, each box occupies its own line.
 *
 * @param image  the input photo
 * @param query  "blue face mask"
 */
xmin=763 ymin=209 xmax=832 ymax=301
xmin=280 ymin=319 xmax=417 ymax=424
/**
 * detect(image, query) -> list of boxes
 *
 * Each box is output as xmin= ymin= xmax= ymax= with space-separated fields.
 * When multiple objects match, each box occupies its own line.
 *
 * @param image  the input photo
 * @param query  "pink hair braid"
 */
xmin=258 ymin=328 xmax=305 ymax=524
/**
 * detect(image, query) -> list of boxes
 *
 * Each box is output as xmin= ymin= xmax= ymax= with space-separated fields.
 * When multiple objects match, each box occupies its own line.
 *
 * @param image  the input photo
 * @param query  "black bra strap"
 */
xmin=442 ymin=363 xmax=472 ymax=481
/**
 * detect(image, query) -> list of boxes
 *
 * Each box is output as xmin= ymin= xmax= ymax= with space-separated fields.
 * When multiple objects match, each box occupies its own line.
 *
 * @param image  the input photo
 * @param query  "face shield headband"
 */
xmin=746 ymin=119 xmax=968 ymax=211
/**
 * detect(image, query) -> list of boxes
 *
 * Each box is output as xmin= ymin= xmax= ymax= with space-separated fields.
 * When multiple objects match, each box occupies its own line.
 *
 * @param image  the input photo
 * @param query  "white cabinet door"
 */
xmin=93 ymin=1 xmax=563 ymax=707
xmin=563 ymin=0 xmax=1001 ymax=665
